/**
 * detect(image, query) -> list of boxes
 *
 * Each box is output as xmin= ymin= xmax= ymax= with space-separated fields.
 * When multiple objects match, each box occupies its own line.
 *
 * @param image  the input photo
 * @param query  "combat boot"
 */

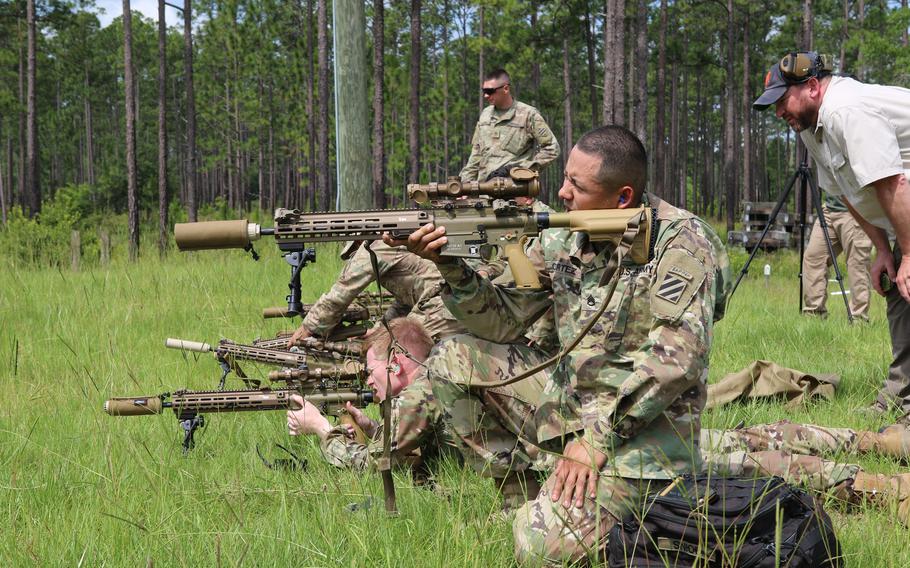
xmin=850 ymin=471 xmax=910 ymax=525
xmin=494 ymin=471 xmax=542 ymax=516
xmin=856 ymin=425 xmax=910 ymax=461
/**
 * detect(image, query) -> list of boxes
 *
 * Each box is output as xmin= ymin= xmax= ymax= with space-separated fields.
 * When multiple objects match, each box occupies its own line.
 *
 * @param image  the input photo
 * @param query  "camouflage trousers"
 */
xmin=701 ymin=420 xmax=862 ymax=492
xmin=426 ymin=335 xmax=656 ymax=565
xmin=512 ymin=476 xmax=663 ymax=566
xmin=424 ymin=334 xmax=550 ymax=478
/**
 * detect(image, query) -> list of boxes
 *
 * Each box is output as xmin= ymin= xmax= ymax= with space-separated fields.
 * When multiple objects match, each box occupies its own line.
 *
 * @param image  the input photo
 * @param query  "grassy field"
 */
xmin=1 ymin=238 xmax=908 ymax=566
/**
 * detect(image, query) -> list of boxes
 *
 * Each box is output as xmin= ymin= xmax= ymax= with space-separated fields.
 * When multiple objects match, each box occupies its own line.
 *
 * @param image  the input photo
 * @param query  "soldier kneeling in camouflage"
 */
xmin=393 ymin=125 xmax=730 ymax=565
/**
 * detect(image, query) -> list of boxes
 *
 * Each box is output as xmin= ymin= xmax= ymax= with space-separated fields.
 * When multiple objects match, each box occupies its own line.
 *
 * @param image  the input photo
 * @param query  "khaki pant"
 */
xmin=802 ymin=208 xmax=873 ymax=319
xmin=875 ymin=243 xmax=910 ymax=413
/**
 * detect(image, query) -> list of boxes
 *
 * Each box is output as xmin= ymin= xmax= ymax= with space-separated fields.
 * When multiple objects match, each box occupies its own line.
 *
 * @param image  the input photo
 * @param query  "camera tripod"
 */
xmin=729 ymin=151 xmax=854 ymax=323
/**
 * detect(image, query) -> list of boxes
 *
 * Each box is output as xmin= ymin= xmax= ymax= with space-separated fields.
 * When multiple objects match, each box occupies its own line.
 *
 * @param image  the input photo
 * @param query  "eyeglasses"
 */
xmin=482 ymin=84 xmax=508 ymax=96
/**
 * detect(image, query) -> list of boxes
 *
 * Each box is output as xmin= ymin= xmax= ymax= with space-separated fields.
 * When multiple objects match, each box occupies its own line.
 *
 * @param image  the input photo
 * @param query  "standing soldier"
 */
xmin=802 ymin=192 xmax=873 ymax=321
xmin=460 ymin=69 xmax=560 ymax=182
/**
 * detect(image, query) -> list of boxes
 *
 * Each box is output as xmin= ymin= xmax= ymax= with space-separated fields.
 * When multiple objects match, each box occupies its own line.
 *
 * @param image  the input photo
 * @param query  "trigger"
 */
xmin=478 ymin=244 xmax=496 ymax=260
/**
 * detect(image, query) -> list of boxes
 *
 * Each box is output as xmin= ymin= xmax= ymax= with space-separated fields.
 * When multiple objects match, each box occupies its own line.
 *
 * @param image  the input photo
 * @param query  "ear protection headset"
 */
xmin=779 ymin=52 xmax=834 ymax=83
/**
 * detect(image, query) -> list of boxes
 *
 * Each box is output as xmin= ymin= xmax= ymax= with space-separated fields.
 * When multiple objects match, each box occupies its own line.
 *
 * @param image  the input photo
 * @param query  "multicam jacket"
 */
xmin=301 ymin=241 xmax=466 ymax=341
xmin=436 ymin=193 xmax=731 ymax=480
xmin=321 ymin=371 xmax=452 ymax=470
xmin=459 ymin=101 xmax=560 ymax=182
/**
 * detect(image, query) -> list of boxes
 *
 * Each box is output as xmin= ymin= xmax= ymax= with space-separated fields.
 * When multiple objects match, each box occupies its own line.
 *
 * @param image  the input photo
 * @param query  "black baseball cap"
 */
xmin=753 ymin=64 xmax=789 ymax=110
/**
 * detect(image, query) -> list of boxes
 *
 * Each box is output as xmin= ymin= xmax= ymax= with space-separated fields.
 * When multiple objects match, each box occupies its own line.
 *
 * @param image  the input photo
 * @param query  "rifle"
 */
xmin=165 ymin=337 xmax=364 ymax=389
xmin=105 ymin=386 xmax=373 ymax=453
xmin=253 ymin=336 xmax=363 ymax=358
xmin=174 ymin=171 xmax=654 ymax=292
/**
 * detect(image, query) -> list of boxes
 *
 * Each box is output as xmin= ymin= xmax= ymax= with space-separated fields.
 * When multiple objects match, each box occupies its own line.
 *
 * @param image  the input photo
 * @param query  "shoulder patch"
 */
xmin=651 ymin=249 xmax=707 ymax=321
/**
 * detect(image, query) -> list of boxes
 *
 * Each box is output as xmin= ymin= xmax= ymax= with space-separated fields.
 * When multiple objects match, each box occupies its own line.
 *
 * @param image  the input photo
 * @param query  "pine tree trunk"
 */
xmin=124 ymin=0 xmax=139 ymax=260
xmin=372 ymin=0 xmax=386 ymax=207
xmin=305 ymin=0 xmax=316 ymax=210
xmin=530 ymin=4 xmax=540 ymax=106
xmin=802 ymin=0 xmax=813 ymax=50
xmin=157 ymin=0 xmax=169 ymax=256
xmin=225 ymin=79 xmax=234 ymax=208
xmin=904 ymin=0 xmax=909 ymax=46
xmin=679 ymin=59 xmax=688 ymax=208
xmin=18 ymin=18 xmax=25 ymax=210
xmin=840 ymin=0 xmax=848 ymax=71
xmin=478 ymin=5 xmax=484 ymax=114
xmin=317 ymin=0 xmax=331 ymax=210
xmin=408 ymin=0 xmax=421 ymax=184
xmin=184 ymin=0 xmax=198 ymax=221
xmin=234 ymin=87 xmax=243 ymax=210
xmin=335 ymin=0 xmax=372 ymax=210
xmin=84 ymin=67 xmax=95 ymax=186
xmin=602 ymin=0 xmax=615 ymax=124
xmin=723 ymin=0 xmax=736 ymax=232
xmin=669 ymin=59 xmax=679 ymax=205
xmin=584 ymin=7 xmax=598 ymax=126
xmin=26 ymin=0 xmax=40 ymax=217
xmin=634 ymin=0 xmax=648 ymax=144
xmin=442 ymin=0 xmax=450 ymax=176
xmin=654 ymin=0 xmax=667 ymax=196
xmin=741 ymin=8 xmax=752 ymax=203
xmin=563 ymin=38 xmax=573 ymax=167
xmin=268 ymin=81 xmax=276 ymax=210
xmin=612 ymin=0 xmax=626 ymax=126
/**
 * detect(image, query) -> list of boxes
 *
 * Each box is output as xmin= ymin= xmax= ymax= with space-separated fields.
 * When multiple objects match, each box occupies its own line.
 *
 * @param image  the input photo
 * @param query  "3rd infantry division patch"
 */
xmin=656 ymin=268 xmax=692 ymax=304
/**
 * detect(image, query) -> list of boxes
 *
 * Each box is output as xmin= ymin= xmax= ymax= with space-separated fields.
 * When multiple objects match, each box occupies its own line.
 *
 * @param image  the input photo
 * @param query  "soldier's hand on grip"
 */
xmin=383 ymin=224 xmax=451 ymax=265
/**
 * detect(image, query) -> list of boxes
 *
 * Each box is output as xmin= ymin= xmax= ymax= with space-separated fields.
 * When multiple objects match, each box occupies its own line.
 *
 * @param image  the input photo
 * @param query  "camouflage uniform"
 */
xmin=460 ymin=101 xmax=560 ymax=183
xmin=426 ymin=193 xmax=730 ymax=565
xmin=701 ymin=421 xmax=863 ymax=493
xmin=320 ymin=371 xmax=452 ymax=471
xmin=300 ymin=241 xmax=467 ymax=342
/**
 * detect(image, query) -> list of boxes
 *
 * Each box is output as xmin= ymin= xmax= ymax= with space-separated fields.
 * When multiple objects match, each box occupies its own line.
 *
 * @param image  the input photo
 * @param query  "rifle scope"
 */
xmin=407 ymin=167 xmax=540 ymax=204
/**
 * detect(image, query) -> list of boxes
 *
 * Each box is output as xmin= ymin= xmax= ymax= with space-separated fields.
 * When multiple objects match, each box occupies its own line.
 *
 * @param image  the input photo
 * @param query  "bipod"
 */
xmin=283 ymin=248 xmax=317 ymax=316
xmin=179 ymin=414 xmax=205 ymax=454
xmin=728 ymin=151 xmax=853 ymax=323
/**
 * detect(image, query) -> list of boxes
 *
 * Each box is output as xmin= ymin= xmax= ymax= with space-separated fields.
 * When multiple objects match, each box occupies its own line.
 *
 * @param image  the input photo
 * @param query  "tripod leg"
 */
xmin=729 ymin=168 xmax=800 ymax=301
xmin=805 ymin=171 xmax=853 ymax=323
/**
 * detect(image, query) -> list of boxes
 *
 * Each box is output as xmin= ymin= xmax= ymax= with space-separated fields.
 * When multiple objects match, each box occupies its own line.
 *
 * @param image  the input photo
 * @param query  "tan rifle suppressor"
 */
xmin=175 ymin=219 xmax=262 ymax=251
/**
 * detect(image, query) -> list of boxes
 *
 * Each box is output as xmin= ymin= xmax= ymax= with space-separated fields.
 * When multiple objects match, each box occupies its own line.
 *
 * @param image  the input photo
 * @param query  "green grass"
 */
xmin=1 ymin=241 xmax=909 ymax=566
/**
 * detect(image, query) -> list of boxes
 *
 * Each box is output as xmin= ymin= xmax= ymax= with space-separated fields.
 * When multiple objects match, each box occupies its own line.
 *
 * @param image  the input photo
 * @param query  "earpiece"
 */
xmin=779 ymin=52 xmax=834 ymax=82
xmin=618 ymin=195 xmax=627 ymax=204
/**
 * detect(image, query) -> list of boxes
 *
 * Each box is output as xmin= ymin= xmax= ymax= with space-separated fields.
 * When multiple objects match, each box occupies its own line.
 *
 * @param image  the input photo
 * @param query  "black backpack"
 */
xmin=607 ymin=476 xmax=843 ymax=568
